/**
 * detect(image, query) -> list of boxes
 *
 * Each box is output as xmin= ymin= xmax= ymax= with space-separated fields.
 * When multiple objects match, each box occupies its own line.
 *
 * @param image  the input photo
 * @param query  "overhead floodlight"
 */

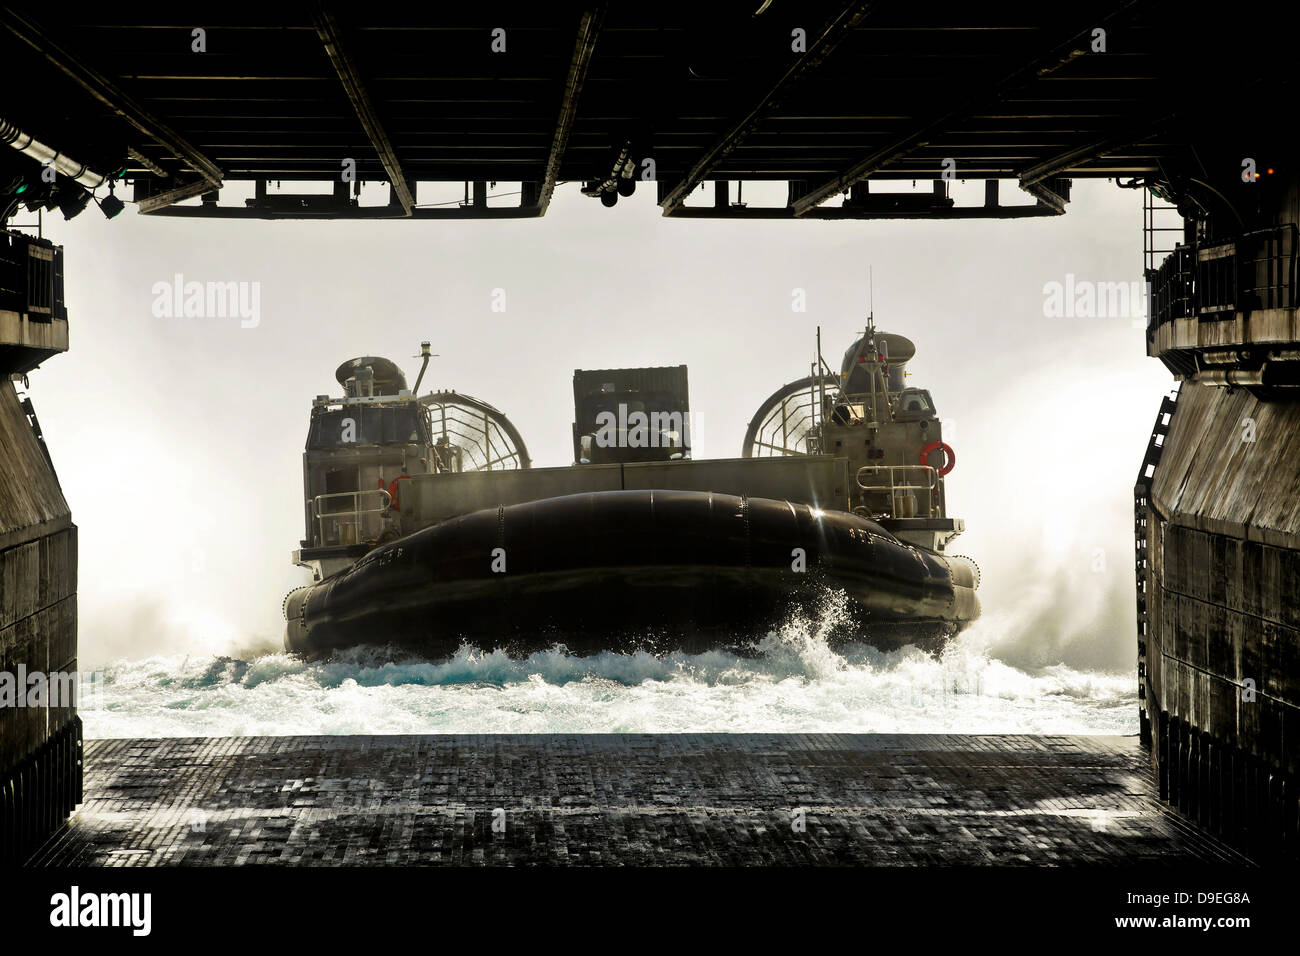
xmin=96 ymin=192 xmax=125 ymax=219
xmin=56 ymin=184 xmax=92 ymax=219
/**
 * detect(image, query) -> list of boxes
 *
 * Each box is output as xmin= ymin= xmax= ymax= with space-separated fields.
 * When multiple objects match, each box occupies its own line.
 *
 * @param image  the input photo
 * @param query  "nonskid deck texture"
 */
xmin=30 ymin=734 xmax=1249 ymax=866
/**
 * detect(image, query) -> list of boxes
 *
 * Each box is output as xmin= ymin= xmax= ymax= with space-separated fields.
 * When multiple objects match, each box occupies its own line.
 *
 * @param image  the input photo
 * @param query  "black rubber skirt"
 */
xmin=284 ymin=489 xmax=979 ymax=657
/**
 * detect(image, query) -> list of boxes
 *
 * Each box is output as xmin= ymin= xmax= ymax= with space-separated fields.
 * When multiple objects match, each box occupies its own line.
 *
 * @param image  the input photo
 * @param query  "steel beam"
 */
xmin=1018 ymin=120 xmax=1172 ymax=195
xmin=658 ymin=1 xmax=875 ymax=216
xmin=127 ymin=147 xmax=169 ymax=178
xmin=1019 ymin=60 xmax=1290 ymax=197
xmin=1018 ymin=179 xmax=1069 ymax=214
xmin=1 ymin=5 xmax=223 ymax=201
xmin=538 ymin=5 xmax=605 ymax=215
xmin=790 ymin=2 xmax=1140 ymax=216
xmin=666 ymin=202 xmax=1062 ymax=221
xmin=312 ymin=6 xmax=414 ymax=216
xmin=136 ymin=179 xmax=217 ymax=214
xmin=141 ymin=203 xmax=542 ymax=221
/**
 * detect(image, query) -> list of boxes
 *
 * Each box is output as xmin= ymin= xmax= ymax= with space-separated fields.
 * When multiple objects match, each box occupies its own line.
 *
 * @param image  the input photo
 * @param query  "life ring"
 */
xmin=386 ymin=475 xmax=412 ymax=509
xmin=919 ymin=441 xmax=955 ymax=477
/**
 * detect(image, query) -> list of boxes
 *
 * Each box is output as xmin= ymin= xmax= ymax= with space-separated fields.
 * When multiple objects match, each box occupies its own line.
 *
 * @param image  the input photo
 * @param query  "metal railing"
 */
xmin=1146 ymin=246 xmax=1192 ymax=328
xmin=311 ymin=488 xmax=392 ymax=547
xmin=1200 ymin=224 xmax=1298 ymax=314
xmin=855 ymin=464 xmax=939 ymax=519
xmin=1143 ymin=189 xmax=1184 ymax=275
xmin=1148 ymin=224 xmax=1298 ymax=329
xmin=0 ymin=229 xmax=65 ymax=320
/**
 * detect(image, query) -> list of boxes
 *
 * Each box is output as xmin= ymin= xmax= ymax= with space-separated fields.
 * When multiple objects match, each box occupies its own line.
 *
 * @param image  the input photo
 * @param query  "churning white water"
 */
xmin=80 ymin=592 xmax=1136 ymax=739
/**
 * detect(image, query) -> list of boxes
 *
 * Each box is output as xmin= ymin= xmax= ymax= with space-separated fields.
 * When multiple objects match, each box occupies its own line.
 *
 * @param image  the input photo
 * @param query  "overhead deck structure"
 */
xmin=2 ymin=2 xmax=1289 ymax=221
xmin=2 ymin=1 xmax=1298 ymax=865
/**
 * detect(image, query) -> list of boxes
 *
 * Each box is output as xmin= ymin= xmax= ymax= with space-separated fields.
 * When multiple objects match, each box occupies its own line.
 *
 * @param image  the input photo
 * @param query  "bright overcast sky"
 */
xmin=29 ymin=178 xmax=1170 ymax=669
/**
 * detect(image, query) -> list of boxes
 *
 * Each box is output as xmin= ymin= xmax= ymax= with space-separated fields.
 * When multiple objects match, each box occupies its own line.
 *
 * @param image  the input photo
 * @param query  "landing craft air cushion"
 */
xmin=283 ymin=324 xmax=980 ymax=656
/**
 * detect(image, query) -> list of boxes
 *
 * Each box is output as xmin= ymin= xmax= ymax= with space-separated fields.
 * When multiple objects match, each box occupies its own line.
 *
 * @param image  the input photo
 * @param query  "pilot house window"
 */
xmin=899 ymin=391 xmax=933 ymax=414
xmin=308 ymin=407 xmax=427 ymax=448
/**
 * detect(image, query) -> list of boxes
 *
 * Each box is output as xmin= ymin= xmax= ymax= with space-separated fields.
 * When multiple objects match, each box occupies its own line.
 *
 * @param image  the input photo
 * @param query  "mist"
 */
xmin=26 ymin=178 xmax=1170 ymax=672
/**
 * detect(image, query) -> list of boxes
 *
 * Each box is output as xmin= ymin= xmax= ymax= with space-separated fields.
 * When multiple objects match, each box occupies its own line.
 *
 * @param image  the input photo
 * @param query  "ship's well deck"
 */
xmin=29 ymin=733 xmax=1248 ymax=866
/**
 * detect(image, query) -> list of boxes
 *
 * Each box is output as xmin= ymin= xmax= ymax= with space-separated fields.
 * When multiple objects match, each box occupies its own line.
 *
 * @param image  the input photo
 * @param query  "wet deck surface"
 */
xmin=30 ymin=734 xmax=1249 ymax=866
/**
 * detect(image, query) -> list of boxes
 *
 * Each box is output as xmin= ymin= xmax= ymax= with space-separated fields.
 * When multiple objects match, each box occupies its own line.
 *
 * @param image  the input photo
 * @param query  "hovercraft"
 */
xmin=284 ymin=326 xmax=980 ymax=657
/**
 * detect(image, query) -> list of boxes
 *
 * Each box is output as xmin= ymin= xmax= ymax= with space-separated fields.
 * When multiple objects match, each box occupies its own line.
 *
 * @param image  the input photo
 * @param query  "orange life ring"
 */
xmin=386 ymin=475 xmax=411 ymax=509
xmin=919 ymin=441 xmax=955 ymax=477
